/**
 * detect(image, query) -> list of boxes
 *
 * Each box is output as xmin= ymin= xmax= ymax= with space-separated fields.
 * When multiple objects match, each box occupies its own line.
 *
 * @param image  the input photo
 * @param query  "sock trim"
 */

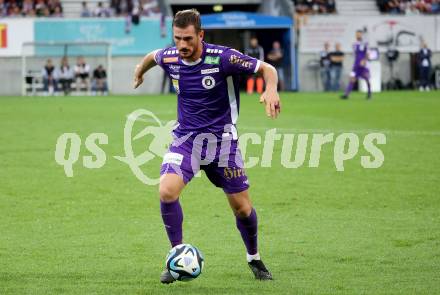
xmin=247 ymin=252 xmax=261 ymax=262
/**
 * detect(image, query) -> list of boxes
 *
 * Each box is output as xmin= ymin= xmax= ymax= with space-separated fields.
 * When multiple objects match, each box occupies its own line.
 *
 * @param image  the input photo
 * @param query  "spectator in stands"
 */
xmin=245 ymin=37 xmax=265 ymax=94
xmin=319 ymin=42 xmax=331 ymax=92
xmin=81 ymin=1 xmax=92 ymax=17
xmin=314 ymin=0 xmax=336 ymax=13
xmin=42 ymin=59 xmax=58 ymax=95
xmin=74 ymin=56 xmax=91 ymax=92
xmin=94 ymin=1 xmax=111 ymax=17
xmin=329 ymin=42 xmax=344 ymax=91
xmin=51 ymin=5 xmax=63 ymax=17
xmin=1 ymin=0 xmax=65 ymax=17
xmin=141 ymin=0 xmax=160 ymax=16
xmin=326 ymin=0 xmax=336 ymax=12
xmin=387 ymin=0 xmax=402 ymax=13
xmin=92 ymin=65 xmax=108 ymax=96
xmin=48 ymin=0 xmax=63 ymax=16
xmin=35 ymin=0 xmax=47 ymax=16
xmin=294 ymin=0 xmax=336 ymax=14
xmin=43 ymin=7 xmax=51 ymax=16
xmin=57 ymin=57 xmax=74 ymax=95
xmin=112 ymin=0 xmax=137 ymax=16
xmin=432 ymin=0 xmax=440 ymax=12
xmin=378 ymin=0 xmax=440 ymax=14
xmin=418 ymin=41 xmax=432 ymax=91
xmin=267 ymin=41 xmax=285 ymax=91
xmin=22 ymin=0 xmax=34 ymax=15
xmin=27 ymin=9 xmax=36 ymax=16
xmin=414 ymin=0 xmax=430 ymax=13
xmin=9 ymin=3 xmax=21 ymax=16
xmin=433 ymin=0 xmax=440 ymax=12
xmin=0 ymin=0 xmax=7 ymax=17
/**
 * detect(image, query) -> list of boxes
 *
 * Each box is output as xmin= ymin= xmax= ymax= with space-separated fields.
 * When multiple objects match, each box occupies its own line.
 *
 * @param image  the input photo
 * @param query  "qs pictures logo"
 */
xmin=54 ymin=109 xmax=176 ymax=185
xmin=55 ymin=109 xmax=387 ymax=186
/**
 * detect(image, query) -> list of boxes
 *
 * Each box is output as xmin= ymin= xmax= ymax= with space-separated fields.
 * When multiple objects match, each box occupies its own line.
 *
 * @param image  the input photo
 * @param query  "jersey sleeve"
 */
xmin=153 ymin=49 xmax=165 ymax=68
xmin=220 ymin=48 xmax=261 ymax=76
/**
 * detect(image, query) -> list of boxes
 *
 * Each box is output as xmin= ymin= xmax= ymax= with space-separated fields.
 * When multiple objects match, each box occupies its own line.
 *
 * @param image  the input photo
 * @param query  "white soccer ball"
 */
xmin=165 ymin=244 xmax=204 ymax=281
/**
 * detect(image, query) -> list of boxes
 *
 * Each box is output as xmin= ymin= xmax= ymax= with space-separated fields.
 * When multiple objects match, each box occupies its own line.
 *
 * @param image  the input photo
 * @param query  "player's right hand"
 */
xmin=133 ymin=64 xmax=144 ymax=89
xmin=260 ymin=89 xmax=281 ymax=119
xmin=133 ymin=75 xmax=143 ymax=89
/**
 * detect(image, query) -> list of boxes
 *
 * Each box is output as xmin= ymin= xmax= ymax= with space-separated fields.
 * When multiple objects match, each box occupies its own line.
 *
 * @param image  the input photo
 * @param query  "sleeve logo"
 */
xmin=229 ymin=54 xmax=252 ymax=68
xmin=164 ymin=57 xmax=179 ymax=63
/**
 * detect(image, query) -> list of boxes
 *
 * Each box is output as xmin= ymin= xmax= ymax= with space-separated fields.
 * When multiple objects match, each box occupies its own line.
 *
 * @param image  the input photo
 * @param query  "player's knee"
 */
xmin=234 ymin=204 xmax=252 ymax=218
xmin=159 ymin=185 xmax=179 ymax=202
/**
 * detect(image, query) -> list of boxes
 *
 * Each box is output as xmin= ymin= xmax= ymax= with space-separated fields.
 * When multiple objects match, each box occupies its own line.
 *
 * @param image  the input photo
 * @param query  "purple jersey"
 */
xmin=154 ymin=42 xmax=261 ymax=136
xmin=353 ymin=41 xmax=368 ymax=68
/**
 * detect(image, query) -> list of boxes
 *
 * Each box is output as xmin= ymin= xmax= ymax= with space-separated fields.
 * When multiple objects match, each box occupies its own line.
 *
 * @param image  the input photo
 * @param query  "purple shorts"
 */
xmin=160 ymin=132 xmax=249 ymax=194
xmin=350 ymin=66 xmax=370 ymax=79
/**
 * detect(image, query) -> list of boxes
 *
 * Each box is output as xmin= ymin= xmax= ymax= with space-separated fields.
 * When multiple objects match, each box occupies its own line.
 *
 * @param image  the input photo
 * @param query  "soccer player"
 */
xmin=418 ymin=41 xmax=432 ymax=91
xmin=341 ymin=30 xmax=371 ymax=100
xmin=133 ymin=9 xmax=280 ymax=283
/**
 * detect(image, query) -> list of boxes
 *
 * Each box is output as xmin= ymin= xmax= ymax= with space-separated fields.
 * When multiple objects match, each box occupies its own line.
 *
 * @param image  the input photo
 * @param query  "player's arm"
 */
xmin=257 ymin=62 xmax=281 ymax=119
xmin=133 ymin=50 xmax=159 ymax=89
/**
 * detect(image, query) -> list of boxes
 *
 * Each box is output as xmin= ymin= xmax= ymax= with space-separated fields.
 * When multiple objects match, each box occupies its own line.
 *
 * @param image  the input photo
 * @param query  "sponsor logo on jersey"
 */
xmin=201 ymin=68 xmax=219 ymax=75
xmin=172 ymin=79 xmax=180 ymax=94
xmin=229 ymin=54 xmax=252 ymax=69
xmin=163 ymin=152 xmax=183 ymax=166
xmin=223 ymin=167 xmax=245 ymax=179
xmin=170 ymin=73 xmax=180 ymax=79
xmin=202 ymin=76 xmax=215 ymax=89
xmin=204 ymin=56 xmax=220 ymax=65
xmin=169 ymin=65 xmax=180 ymax=72
xmin=164 ymin=57 xmax=178 ymax=63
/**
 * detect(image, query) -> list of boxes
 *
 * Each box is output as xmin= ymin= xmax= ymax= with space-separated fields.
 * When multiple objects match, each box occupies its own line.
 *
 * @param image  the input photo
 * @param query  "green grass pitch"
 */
xmin=1 ymin=91 xmax=439 ymax=294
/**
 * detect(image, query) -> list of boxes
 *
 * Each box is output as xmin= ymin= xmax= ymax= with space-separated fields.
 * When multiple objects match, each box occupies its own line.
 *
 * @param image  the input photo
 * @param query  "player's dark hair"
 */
xmin=173 ymin=9 xmax=201 ymax=33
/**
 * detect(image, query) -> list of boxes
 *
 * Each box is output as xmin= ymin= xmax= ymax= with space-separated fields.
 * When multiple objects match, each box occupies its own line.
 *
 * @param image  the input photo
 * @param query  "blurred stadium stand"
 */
xmin=377 ymin=0 xmax=440 ymax=14
xmin=0 ymin=0 xmax=439 ymax=95
xmin=61 ymin=0 xmax=101 ymax=18
xmin=337 ymin=0 xmax=380 ymax=15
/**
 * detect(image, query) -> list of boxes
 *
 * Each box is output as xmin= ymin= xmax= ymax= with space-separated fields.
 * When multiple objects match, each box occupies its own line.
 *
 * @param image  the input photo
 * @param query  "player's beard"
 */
xmin=179 ymin=39 xmax=201 ymax=61
xmin=179 ymin=48 xmax=192 ymax=58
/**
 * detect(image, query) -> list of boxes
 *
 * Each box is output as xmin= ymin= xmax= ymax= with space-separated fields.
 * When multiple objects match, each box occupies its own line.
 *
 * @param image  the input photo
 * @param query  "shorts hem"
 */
xmin=223 ymin=185 xmax=250 ymax=194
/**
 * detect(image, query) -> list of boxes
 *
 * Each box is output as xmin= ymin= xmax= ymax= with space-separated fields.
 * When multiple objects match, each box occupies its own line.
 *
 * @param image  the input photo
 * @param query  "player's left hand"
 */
xmin=260 ymin=88 xmax=281 ymax=119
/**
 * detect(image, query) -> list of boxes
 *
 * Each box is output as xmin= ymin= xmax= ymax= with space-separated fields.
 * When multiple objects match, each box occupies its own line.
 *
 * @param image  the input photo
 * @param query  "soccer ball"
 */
xmin=165 ymin=244 xmax=204 ymax=281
